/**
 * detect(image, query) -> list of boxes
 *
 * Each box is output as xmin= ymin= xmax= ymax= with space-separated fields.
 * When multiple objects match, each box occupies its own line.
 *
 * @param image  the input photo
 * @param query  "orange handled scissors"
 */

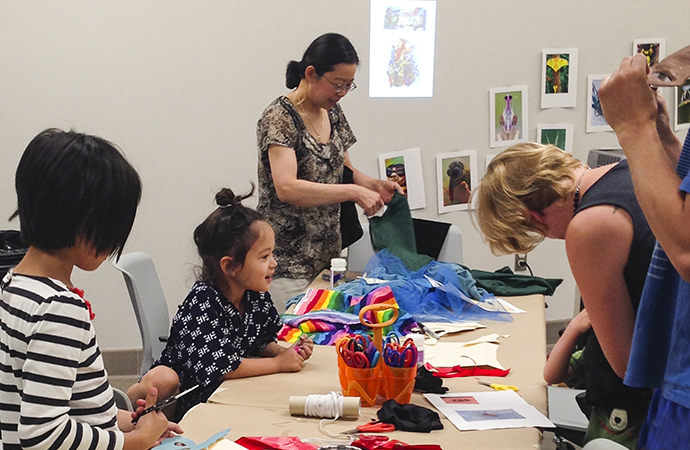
xmin=341 ymin=420 xmax=396 ymax=434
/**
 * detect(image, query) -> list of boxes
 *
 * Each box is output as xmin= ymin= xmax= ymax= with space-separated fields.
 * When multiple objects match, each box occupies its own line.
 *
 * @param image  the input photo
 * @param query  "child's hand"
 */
xmin=154 ymin=422 xmax=184 ymax=447
xmin=127 ymin=388 xmax=170 ymax=450
xmin=570 ymin=309 xmax=592 ymax=335
xmin=295 ymin=336 xmax=314 ymax=360
xmin=275 ymin=346 xmax=305 ymax=372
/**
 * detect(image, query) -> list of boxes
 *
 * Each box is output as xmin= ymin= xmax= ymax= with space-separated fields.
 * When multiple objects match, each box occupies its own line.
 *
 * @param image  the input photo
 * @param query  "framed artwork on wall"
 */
xmin=378 ymin=147 xmax=426 ymax=210
xmin=586 ymin=74 xmax=612 ymax=133
xmin=489 ymin=85 xmax=528 ymax=148
xmin=537 ymin=123 xmax=574 ymax=153
xmin=436 ymin=150 xmax=477 ymax=214
xmin=541 ymin=48 xmax=578 ymax=108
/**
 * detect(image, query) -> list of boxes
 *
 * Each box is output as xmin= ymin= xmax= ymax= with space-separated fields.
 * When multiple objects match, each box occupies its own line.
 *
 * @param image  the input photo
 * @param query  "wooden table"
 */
xmin=179 ymin=293 xmax=549 ymax=449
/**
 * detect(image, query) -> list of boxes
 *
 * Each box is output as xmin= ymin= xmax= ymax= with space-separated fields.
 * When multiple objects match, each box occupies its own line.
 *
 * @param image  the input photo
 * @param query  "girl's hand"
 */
xmin=154 ymin=422 xmax=184 ymax=447
xmin=125 ymin=388 xmax=170 ymax=450
xmin=275 ymin=346 xmax=305 ymax=372
xmin=295 ymin=336 xmax=314 ymax=360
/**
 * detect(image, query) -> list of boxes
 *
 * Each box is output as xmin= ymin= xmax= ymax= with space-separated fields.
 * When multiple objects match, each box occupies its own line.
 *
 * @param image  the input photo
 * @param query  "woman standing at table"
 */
xmin=474 ymin=142 xmax=654 ymax=449
xmin=257 ymin=33 xmax=400 ymax=311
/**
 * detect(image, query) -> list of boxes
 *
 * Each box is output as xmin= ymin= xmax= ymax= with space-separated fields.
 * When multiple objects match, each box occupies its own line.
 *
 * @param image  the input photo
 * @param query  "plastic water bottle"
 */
xmin=329 ymin=258 xmax=347 ymax=289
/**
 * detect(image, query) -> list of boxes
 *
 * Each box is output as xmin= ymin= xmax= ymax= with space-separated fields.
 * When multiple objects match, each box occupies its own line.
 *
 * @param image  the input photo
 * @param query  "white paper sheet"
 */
xmin=423 ymin=334 xmax=506 ymax=369
xmin=424 ymin=391 xmax=554 ymax=431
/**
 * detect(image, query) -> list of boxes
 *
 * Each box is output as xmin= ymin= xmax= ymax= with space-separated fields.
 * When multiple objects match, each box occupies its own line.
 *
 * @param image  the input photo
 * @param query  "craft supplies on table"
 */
xmin=288 ymin=393 xmax=360 ymax=418
xmin=336 ymin=332 xmax=419 ymax=406
xmin=424 ymin=391 xmax=554 ymax=432
xmin=340 ymin=420 xmax=396 ymax=434
xmin=477 ymin=380 xmax=519 ymax=392
xmin=337 ymin=334 xmax=380 ymax=369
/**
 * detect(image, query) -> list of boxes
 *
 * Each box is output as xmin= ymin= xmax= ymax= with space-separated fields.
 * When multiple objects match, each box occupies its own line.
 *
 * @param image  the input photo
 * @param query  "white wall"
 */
xmin=1 ymin=0 xmax=687 ymax=350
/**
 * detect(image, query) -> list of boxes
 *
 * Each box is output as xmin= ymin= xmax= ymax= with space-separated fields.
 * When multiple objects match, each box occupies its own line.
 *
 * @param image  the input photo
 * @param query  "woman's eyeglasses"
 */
xmin=323 ymin=75 xmax=357 ymax=94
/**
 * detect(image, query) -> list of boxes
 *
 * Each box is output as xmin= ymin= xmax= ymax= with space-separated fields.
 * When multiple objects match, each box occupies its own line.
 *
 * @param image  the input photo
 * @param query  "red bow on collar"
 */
xmin=70 ymin=286 xmax=95 ymax=320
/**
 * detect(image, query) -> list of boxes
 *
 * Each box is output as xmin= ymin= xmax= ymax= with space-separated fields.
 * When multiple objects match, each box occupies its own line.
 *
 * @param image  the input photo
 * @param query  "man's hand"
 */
xmin=599 ymin=54 xmax=658 ymax=139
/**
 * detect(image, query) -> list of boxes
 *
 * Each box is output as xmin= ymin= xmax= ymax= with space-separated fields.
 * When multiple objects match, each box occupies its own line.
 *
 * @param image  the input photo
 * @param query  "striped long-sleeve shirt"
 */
xmin=0 ymin=271 xmax=124 ymax=450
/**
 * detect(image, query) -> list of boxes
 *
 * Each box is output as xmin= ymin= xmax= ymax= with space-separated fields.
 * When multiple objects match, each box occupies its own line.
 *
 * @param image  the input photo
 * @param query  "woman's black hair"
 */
xmin=11 ymin=128 xmax=142 ymax=258
xmin=193 ymin=185 xmax=266 ymax=288
xmin=285 ymin=33 xmax=359 ymax=89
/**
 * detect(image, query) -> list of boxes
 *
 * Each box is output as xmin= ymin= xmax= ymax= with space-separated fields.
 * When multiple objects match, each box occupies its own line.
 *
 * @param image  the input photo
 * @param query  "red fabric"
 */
xmin=70 ymin=286 xmax=95 ymax=320
xmin=423 ymin=362 xmax=510 ymax=378
xmin=234 ymin=436 xmax=318 ymax=450
xmin=351 ymin=436 xmax=443 ymax=450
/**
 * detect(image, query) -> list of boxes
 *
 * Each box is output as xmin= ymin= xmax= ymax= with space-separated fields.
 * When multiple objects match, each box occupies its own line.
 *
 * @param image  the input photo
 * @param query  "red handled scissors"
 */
xmin=337 ymin=335 xmax=379 ymax=368
xmin=341 ymin=420 xmax=396 ymax=434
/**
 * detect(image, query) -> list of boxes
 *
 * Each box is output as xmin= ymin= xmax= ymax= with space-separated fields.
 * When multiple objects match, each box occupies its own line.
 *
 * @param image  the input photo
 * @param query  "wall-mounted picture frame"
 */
xmin=369 ymin=0 xmax=437 ymax=98
xmin=436 ymin=150 xmax=477 ymax=214
xmin=378 ymin=147 xmax=426 ymax=210
xmin=541 ymin=48 xmax=578 ymax=109
xmin=633 ymin=38 xmax=666 ymax=66
xmin=676 ymin=82 xmax=690 ymax=131
xmin=586 ymin=74 xmax=612 ymax=133
xmin=489 ymin=85 xmax=528 ymax=148
xmin=537 ymin=123 xmax=574 ymax=153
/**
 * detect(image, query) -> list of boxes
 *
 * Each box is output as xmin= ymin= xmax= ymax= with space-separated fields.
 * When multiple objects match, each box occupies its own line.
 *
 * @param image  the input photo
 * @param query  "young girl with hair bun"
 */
xmin=128 ymin=185 xmax=313 ymax=422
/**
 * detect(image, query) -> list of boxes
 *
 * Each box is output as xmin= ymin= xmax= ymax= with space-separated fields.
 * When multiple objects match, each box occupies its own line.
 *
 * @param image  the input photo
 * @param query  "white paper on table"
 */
xmin=423 ymin=334 xmax=506 ymax=370
xmin=496 ymin=298 xmax=526 ymax=314
xmin=463 ymin=295 xmax=524 ymax=314
xmin=420 ymin=321 xmax=486 ymax=338
xmin=209 ymin=440 xmax=246 ymax=450
xmin=424 ymin=391 xmax=554 ymax=431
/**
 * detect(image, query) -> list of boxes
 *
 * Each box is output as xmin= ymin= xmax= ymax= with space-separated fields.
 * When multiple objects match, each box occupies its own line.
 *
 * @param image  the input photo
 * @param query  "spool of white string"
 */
xmin=289 ymin=392 xmax=360 ymax=419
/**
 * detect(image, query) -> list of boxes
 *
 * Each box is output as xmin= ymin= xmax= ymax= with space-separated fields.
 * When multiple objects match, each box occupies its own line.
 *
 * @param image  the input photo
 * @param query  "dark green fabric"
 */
xmin=369 ymin=192 xmax=432 ymax=271
xmin=464 ymin=265 xmax=563 ymax=296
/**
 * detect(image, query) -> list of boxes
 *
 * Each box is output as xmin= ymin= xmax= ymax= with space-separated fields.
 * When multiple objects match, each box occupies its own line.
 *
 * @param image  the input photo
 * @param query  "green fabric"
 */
xmin=369 ymin=192 xmax=432 ymax=271
xmin=464 ymin=265 xmax=563 ymax=296
xmin=567 ymin=349 xmax=587 ymax=390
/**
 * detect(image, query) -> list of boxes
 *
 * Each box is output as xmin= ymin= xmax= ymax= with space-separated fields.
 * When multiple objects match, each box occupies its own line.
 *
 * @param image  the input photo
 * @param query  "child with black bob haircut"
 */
xmin=128 ymin=185 xmax=313 ymax=422
xmin=0 ymin=129 xmax=182 ymax=450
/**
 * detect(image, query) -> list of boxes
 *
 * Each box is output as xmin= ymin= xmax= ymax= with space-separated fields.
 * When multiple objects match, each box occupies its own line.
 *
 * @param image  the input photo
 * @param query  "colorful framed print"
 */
xmin=537 ymin=123 xmax=574 ymax=153
xmin=586 ymin=74 xmax=612 ymax=133
xmin=436 ymin=150 xmax=477 ymax=214
xmin=541 ymin=48 xmax=578 ymax=108
xmin=633 ymin=38 xmax=666 ymax=67
xmin=489 ymin=85 xmax=528 ymax=148
xmin=378 ymin=147 xmax=426 ymax=209
xmin=676 ymin=82 xmax=690 ymax=131
xmin=369 ymin=0 xmax=437 ymax=98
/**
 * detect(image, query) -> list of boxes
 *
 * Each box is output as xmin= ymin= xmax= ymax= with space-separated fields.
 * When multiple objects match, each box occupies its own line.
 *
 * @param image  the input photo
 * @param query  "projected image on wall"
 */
xmin=369 ymin=0 xmax=437 ymax=98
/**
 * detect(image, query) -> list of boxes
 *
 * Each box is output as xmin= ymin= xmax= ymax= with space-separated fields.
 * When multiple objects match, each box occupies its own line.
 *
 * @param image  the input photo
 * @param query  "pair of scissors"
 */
xmin=477 ymin=380 xmax=519 ymax=392
xmin=383 ymin=344 xmax=417 ymax=368
xmin=132 ymin=384 xmax=200 ymax=423
xmin=337 ymin=335 xmax=380 ymax=368
xmin=384 ymin=331 xmax=400 ymax=345
xmin=341 ymin=420 xmax=396 ymax=434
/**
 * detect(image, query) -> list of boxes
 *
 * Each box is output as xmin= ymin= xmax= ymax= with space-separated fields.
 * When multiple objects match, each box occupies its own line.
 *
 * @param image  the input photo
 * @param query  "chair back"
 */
xmin=112 ymin=387 xmax=133 ymax=411
xmin=347 ymin=221 xmax=463 ymax=272
xmin=113 ymin=252 xmax=170 ymax=375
